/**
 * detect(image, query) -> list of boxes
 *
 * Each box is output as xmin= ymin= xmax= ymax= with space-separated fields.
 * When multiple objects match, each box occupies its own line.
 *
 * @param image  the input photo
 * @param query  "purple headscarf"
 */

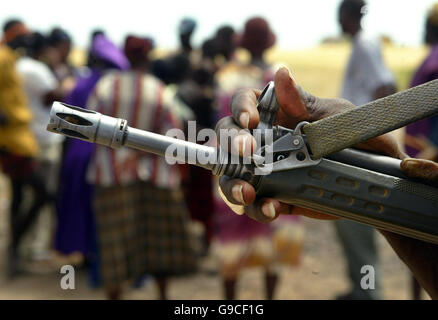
xmin=91 ymin=34 xmax=130 ymax=70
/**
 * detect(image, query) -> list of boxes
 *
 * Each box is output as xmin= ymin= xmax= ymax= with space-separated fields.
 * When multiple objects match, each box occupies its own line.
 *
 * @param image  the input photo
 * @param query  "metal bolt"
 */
xmin=293 ymin=139 xmax=300 ymax=146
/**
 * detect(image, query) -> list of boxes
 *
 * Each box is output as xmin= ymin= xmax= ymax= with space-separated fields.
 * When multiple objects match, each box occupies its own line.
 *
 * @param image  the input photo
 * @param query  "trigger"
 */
xmin=256 ymin=81 xmax=278 ymax=130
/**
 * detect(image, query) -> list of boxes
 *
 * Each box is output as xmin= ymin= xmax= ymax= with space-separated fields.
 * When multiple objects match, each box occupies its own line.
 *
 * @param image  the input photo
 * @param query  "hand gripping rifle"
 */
xmin=47 ymin=80 xmax=438 ymax=244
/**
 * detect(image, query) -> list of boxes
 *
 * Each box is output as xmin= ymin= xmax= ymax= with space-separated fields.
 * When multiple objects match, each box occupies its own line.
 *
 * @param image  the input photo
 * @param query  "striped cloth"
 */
xmin=86 ymin=71 xmax=196 ymax=288
xmin=94 ymin=182 xmax=196 ymax=288
xmin=86 ymin=70 xmax=192 ymax=189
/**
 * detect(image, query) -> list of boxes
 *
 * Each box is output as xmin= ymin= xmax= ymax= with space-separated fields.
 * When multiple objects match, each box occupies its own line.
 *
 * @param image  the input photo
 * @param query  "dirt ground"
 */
xmin=0 ymin=173 xmax=428 ymax=300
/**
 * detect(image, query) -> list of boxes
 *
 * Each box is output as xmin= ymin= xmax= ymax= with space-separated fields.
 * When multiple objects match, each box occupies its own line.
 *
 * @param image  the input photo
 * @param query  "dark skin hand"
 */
xmin=374 ymin=83 xmax=396 ymax=100
xmin=386 ymin=158 xmax=438 ymax=299
xmin=0 ymin=110 xmax=7 ymax=127
xmin=216 ymin=67 xmax=438 ymax=299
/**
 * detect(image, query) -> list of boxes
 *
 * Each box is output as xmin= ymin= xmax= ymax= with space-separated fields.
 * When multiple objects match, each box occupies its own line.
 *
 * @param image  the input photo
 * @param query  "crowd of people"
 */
xmin=0 ymin=0 xmax=438 ymax=300
xmin=0 ymin=13 xmax=306 ymax=300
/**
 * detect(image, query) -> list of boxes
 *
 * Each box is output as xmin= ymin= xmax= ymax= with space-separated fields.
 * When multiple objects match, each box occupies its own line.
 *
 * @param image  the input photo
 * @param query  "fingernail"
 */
xmin=262 ymin=202 xmax=276 ymax=219
xmin=402 ymin=158 xmax=416 ymax=170
xmin=231 ymin=184 xmax=245 ymax=205
xmin=281 ymin=66 xmax=296 ymax=83
xmin=281 ymin=66 xmax=291 ymax=74
xmin=240 ymin=135 xmax=247 ymax=156
xmin=239 ymin=112 xmax=250 ymax=129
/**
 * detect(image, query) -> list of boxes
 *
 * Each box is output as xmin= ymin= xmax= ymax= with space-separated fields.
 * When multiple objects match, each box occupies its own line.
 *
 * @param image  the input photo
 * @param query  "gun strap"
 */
xmin=303 ymin=79 xmax=438 ymax=159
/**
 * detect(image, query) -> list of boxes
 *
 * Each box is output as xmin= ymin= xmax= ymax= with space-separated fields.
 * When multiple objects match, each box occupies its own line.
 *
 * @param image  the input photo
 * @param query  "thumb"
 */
xmin=400 ymin=158 xmax=438 ymax=182
xmin=274 ymin=67 xmax=309 ymax=124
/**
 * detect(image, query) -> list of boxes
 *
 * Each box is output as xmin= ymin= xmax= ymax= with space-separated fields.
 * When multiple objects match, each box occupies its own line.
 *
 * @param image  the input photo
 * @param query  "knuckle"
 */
xmin=214 ymin=116 xmax=232 ymax=133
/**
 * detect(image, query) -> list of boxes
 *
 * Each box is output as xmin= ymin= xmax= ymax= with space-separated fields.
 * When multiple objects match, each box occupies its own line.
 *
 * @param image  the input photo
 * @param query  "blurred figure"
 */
xmin=86 ymin=29 xmax=106 ymax=67
xmin=55 ymin=33 xmax=130 ymax=287
xmin=0 ymin=19 xmax=45 ymax=276
xmin=47 ymin=27 xmax=74 ymax=81
xmin=335 ymin=0 xmax=396 ymax=300
xmin=2 ymin=19 xmax=29 ymax=46
xmin=16 ymin=31 xmax=66 ymax=155
xmin=213 ymin=17 xmax=303 ymax=300
xmin=13 ymin=31 xmax=68 ymax=264
xmin=179 ymin=17 xmax=197 ymax=54
xmin=176 ymin=35 xmax=222 ymax=254
xmin=404 ymin=2 xmax=438 ymax=299
xmin=86 ymin=35 xmax=196 ymax=299
xmin=214 ymin=26 xmax=236 ymax=63
xmin=152 ymin=19 xmax=217 ymax=254
xmin=201 ymin=38 xmax=219 ymax=69
xmin=151 ymin=18 xmax=195 ymax=84
xmin=405 ymin=3 xmax=438 ymax=162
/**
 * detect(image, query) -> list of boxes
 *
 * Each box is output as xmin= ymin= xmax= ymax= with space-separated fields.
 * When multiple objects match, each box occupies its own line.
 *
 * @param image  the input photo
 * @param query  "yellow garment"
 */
xmin=0 ymin=46 xmax=38 ymax=157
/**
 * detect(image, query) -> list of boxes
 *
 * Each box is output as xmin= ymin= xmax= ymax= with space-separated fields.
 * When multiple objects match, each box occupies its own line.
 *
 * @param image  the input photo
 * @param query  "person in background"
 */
xmin=16 ymin=31 xmax=67 ymax=155
xmin=405 ymin=3 xmax=438 ymax=163
xmin=14 ymin=30 xmax=74 ymax=266
xmin=334 ymin=0 xmax=396 ymax=300
xmin=86 ymin=29 xmax=106 ymax=67
xmin=403 ymin=3 xmax=438 ymax=299
xmin=87 ymin=35 xmax=196 ymax=300
xmin=47 ymin=27 xmax=75 ymax=82
xmin=0 ymin=19 xmax=43 ymax=276
xmin=55 ymin=33 xmax=130 ymax=287
xmin=214 ymin=26 xmax=236 ymax=64
xmin=151 ymin=18 xmax=195 ymax=85
xmin=176 ymin=34 xmax=224 ymax=255
xmin=213 ymin=17 xmax=304 ymax=300
xmin=179 ymin=17 xmax=196 ymax=55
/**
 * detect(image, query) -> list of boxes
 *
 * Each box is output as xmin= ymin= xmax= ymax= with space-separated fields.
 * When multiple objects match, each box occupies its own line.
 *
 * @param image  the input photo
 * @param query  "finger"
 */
xmin=217 ymin=185 xmax=245 ymax=215
xmin=245 ymin=198 xmax=283 ymax=223
xmin=215 ymin=116 xmax=257 ymax=157
xmin=219 ymin=176 xmax=256 ymax=206
xmin=356 ymin=132 xmax=406 ymax=159
xmin=400 ymin=158 xmax=438 ymax=182
xmin=274 ymin=67 xmax=309 ymax=126
xmin=229 ymin=88 xmax=261 ymax=129
xmin=405 ymin=134 xmax=426 ymax=150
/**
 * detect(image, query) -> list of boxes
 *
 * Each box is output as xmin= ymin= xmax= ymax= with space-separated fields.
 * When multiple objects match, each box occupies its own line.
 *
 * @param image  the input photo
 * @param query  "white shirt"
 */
xmin=16 ymin=57 xmax=62 ymax=148
xmin=341 ymin=31 xmax=394 ymax=106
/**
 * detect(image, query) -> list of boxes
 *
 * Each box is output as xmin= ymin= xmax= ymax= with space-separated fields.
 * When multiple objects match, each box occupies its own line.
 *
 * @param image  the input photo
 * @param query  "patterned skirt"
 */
xmin=94 ymin=182 xmax=197 ymax=288
xmin=212 ymin=182 xmax=304 ymax=278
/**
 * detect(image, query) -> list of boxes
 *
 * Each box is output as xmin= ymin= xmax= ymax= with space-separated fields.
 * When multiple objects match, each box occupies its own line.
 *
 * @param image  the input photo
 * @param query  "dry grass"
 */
xmin=71 ymin=43 xmax=428 ymax=98
xmin=266 ymin=43 xmax=428 ymax=98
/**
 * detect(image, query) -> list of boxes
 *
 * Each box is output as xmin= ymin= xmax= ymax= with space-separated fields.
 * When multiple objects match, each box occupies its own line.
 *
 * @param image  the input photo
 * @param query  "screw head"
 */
xmin=293 ymin=139 xmax=300 ymax=146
